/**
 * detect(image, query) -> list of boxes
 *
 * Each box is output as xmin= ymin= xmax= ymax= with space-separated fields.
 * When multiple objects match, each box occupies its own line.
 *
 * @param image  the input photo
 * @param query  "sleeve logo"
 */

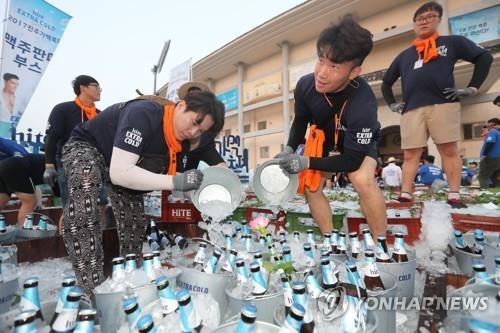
xmin=356 ymin=128 xmax=372 ymax=144
xmin=124 ymin=128 xmax=143 ymax=147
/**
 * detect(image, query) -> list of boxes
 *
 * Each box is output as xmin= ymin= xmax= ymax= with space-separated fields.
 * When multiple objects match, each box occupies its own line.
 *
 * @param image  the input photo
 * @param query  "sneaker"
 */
xmin=447 ymin=198 xmax=467 ymax=209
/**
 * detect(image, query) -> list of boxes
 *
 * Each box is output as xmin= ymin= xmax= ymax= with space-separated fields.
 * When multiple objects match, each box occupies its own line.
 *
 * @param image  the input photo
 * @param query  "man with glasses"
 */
xmin=479 ymin=118 xmax=500 ymax=189
xmin=381 ymin=1 xmax=493 ymax=208
xmin=44 ymin=75 xmax=108 ymax=214
xmin=275 ymin=16 xmax=387 ymax=238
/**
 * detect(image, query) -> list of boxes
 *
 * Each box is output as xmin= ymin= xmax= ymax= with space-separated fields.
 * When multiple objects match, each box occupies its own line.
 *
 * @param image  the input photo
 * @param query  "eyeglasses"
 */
xmin=415 ymin=14 xmax=440 ymax=24
xmin=88 ymin=83 xmax=102 ymax=92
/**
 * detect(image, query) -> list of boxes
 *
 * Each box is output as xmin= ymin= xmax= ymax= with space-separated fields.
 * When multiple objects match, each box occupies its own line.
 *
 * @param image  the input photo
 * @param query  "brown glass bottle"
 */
xmin=363 ymin=249 xmax=385 ymax=291
xmin=375 ymin=236 xmax=391 ymax=263
xmin=391 ymin=233 xmax=409 ymax=262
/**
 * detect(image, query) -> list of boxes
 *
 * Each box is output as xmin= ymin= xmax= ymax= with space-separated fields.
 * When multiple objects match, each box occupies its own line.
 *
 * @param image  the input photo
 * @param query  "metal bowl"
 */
xmin=253 ymin=159 xmax=298 ymax=206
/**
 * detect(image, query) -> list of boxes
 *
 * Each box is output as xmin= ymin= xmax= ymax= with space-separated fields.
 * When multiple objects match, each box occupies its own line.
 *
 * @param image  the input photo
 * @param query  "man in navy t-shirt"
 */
xmin=276 ymin=17 xmax=387 ymax=238
xmin=417 ymin=155 xmax=444 ymax=185
xmin=479 ymin=118 xmax=500 ymax=188
xmin=381 ymin=1 xmax=492 ymax=208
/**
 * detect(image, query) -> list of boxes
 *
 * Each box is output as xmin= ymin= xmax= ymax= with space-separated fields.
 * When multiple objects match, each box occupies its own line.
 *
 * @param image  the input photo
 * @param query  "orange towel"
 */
xmin=298 ymin=125 xmax=325 ymax=193
xmin=413 ymin=32 xmax=439 ymax=64
xmin=163 ymin=104 xmax=182 ymax=175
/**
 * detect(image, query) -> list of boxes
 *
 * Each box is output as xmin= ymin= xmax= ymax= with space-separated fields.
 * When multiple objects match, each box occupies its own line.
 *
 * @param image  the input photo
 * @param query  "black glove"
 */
xmin=274 ymin=145 xmax=294 ymax=159
xmin=279 ymin=154 xmax=309 ymax=174
xmin=389 ymin=102 xmax=405 ymax=113
xmin=443 ymin=87 xmax=477 ymax=100
xmin=173 ymin=169 xmax=204 ymax=192
xmin=43 ymin=165 xmax=58 ymax=187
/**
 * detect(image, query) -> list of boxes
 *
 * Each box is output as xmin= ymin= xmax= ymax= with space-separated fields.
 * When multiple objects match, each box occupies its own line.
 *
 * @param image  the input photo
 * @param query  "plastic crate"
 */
xmin=347 ymin=216 xmax=421 ymax=245
xmin=160 ymin=191 xmax=202 ymax=223
xmin=286 ymin=211 xmax=345 ymax=235
xmin=450 ymin=213 xmax=500 ymax=233
xmin=228 ymin=206 xmax=246 ymax=222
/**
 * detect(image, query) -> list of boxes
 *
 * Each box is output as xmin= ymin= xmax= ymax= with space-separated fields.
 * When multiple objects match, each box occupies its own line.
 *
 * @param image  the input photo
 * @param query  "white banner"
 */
xmin=166 ymin=58 xmax=192 ymax=102
xmin=0 ymin=0 xmax=71 ymax=138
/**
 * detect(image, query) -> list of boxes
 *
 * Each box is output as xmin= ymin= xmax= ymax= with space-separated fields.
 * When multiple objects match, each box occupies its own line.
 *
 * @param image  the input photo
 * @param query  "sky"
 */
xmin=1 ymin=0 xmax=305 ymax=134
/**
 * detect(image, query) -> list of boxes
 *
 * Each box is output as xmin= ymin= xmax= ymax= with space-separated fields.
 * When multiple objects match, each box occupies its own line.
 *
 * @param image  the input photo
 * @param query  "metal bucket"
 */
xmin=212 ymin=319 xmax=281 ymax=332
xmin=94 ymin=282 xmax=158 ymax=333
xmin=366 ymin=270 xmax=398 ymax=333
xmin=177 ymin=266 xmax=235 ymax=317
xmin=0 ymin=227 xmax=17 ymax=243
xmin=483 ymin=240 xmax=500 ymax=275
xmin=252 ymin=159 xmax=298 ymax=206
xmin=15 ymin=213 xmax=58 ymax=241
xmin=377 ymin=250 xmax=417 ymax=302
xmin=273 ymin=303 xmax=379 ymax=333
xmin=449 ymin=233 xmax=482 ymax=275
xmin=0 ymin=244 xmax=18 ymax=265
xmin=0 ymin=269 xmax=18 ymax=315
xmin=225 ymin=284 xmax=284 ymax=323
xmin=192 ymin=166 xmax=243 ymax=220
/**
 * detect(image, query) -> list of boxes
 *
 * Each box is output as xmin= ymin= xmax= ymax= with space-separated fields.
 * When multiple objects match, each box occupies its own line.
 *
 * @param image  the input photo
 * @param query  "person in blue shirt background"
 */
xmin=0 ymin=137 xmax=28 ymax=161
xmin=417 ymin=155 xmax=444 ymax=185
xmin=461 ymin=165 xmax=474 ymax=186
xmin=479 ymin=118 xmax=500 ymax=189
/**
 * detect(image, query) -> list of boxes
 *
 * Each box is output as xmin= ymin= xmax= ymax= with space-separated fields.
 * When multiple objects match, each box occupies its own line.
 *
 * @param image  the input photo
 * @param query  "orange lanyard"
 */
xmin=323 ymin=93 xmax=348 ymax=152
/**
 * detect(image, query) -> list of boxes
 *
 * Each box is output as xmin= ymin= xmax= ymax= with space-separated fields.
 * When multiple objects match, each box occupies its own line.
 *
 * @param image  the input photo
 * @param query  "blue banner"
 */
xmin=449 ymin=5 xmax=500 ymax=44
xmin=0 ymin=0 xmax=72 ymax=138
xmin=217 ymin=87 xmax=238 ymax=112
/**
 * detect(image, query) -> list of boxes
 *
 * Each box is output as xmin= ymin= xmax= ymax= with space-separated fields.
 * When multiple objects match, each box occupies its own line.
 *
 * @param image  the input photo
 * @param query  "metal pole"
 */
xmin=281 ymin=41 xmax=290 ymax=144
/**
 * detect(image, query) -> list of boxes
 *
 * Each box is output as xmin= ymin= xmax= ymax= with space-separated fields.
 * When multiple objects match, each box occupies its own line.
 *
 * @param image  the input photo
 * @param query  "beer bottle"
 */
xmin=38 ymin=215 xmax=48 ymax=231
xmin=146 ymin=220 xmax=160 ymax=241
xmin=335 ymin=232 xmax=347 ymax=254
xmin=331 ymin=229 xmax=339 ymax=253
xmin=473 ymin=229 xmax=485 ymax=255
xmin=472 ymin=262 xmax=493 ymax=285
xmin=259 ymin=235 xmax=267 ymax=246
xmin=391 ymin=233 xmax=409 ymax=263
xmin=146 ymin=235 xmax=161 ymax=252
xmin=322 ymin=233 xmax=332 ymax=250
xmin=235 ymin=303 xmax=257 ymax=333
xmin=280 ymin=272 xmax=293 ymax=316
xmin=122 ymin=294 xmax=142 ymax=330
xmin=244 ymin=234 xmax=252 ymax=252
xmin=193 ymin=243 xmax=208 ymax=268
xmin=137 ymin=314 xmax=158 ymax=333
xmin=363 ymin=249 xmax=385 ymax=291
xmin=23 ymin=214 xmax=34 ymax=230
xmin=344 ymin=260 xmax=366 ymax=292
xmin=241 ymin=221 xmax=250 ymax=235
xmin=73 ymin=309 xmax=96 ymax=333
xmin=278 ymin=303 xmax=305 ymax=333
xmin=362 ymin=228 xmax=375 ymax=250
xmin=375 ymin=236 xmax=391 ymax=263
xmin=50 ymin=286 xmax=83 ymax=332
xmin=495 ymin=256 xmax=500 ymax=286
xmin=221 ymin=248 xmax=238 ymax=273
xmin=20 ymin=276 xmax=44 ymax=322
xmin=13 ymin=311 xmax=37 ymax=333
xmin=320 ymin=255 xmax=339 ymax=289
xmin=156 ymin=275 xmax=178 ymax=315
xmin=202 ymin=248 xmax=223 ymax=274
xmin=0 ymin=214 xmax=6 ymax=233
xmin=291 ymin=282 xmax=314 ymax=333
xmin=303 ymin=242 xmax=316 ymax=267
xmin=225 ymin=234 xmax=233 ymax=250
xmin=50 ymin=276 xmax=77 ymax=326
xmin=279 ymin=231 xmax=287 ymax=242
xmin=342 ymin=261 xmax=368 ymax=332
xmin=304 ymin=268 xmax=322 ymax=299
xmin=254 ymin=251 xmax=267 ymax=275
xmin=306 ymin=229 xmax=315 ymax=244
xmin=250 ymin=261 xmax=268 ymax=295
xmin=453 ymin=230 xmax=473 ymax=253
xmin=293 ymin=231 xmax=301 ymax=242
xmin=125 ymin=253 xmax=138 ymax=272
xmin=348 ymin=232 xmax=362 ymax=259
xmin=235 ymin=258 xmax=250 ymax=284
xmin=167 ymin=232 xmax=188 ymax=249
xmin=152 ymin=250 xmax=162 ymax=270
xmin=142 ymin=253 xmax=156 ymax=282
xmin=177 ymin=289 xmax=203 ymax=333
xmin=266 ymin=232 xmax=273 ymax=244
xmin=282 ymin=245 xmax=292 ymax=263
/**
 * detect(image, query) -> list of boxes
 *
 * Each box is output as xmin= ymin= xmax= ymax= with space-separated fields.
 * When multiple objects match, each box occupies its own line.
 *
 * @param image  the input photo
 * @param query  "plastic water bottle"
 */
xmin=50 ymin=276 xmax=77 ymax=326
xmin=303 ymin=243 xmax=315 ymax=267
xmin=23 ymin=214 xmax=34 ymax=230
xmin=250 ymin=261 xmax=267 ymax=295
xmin=291 ymin=282 xmax=314 ymax=333
xmin=125 ymin=253 xmax=138 ymax=272
xmin=50 ymin=286 xmax=83 ymax=332
xmin=363 ymin=249 xmax=385 ymax=291
xmin=375 ymin=236 xmax=391 ymax=263
xmin=137 ymin=314 xmax=158 ymax=333
xmin=13 ymin=310 xmax=37 ymax=333
xmin=278 ymin=303 xmax=305 ymax=333
xmin=235 ymin=258 xmax=250 ymax=284
xmin=20 ymin=276 xmax=44 ymax=322
xmin=177 ymin=289 xmax=202 ymax=333
xmin=156 ymin=275 xmax=178 ymax=315
xmin=202 ymin=248 xmax=223 ymax=274
xmin=235 ymin=303 xmax=257 ymax=333
xmin=37 ymin=215 xmax=48 ymax=231
xmin=123 ymin=294 xmax=142 ymax=330
xmin=73 ymin=309 xmax=96 ymax=333
xmin=111 ymin=257 xmax=126 ymax=281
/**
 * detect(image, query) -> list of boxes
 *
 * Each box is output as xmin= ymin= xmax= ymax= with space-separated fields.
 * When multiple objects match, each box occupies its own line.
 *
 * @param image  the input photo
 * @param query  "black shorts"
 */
xmin=0 ymin=157 xmax=35 ymax=196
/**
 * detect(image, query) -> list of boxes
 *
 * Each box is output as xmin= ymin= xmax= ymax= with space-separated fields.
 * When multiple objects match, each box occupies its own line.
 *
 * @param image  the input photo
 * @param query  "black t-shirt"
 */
xmin=45 ymin=101 xmax=101 ymax=164
xmin=382 ymin=35 xmax=486 ymax=112
xmin=71 ymin=99 xmax=220 ymax=174
xmin=287 ymin=73 xmax=380 ymax=155
xmin=181 ymin=133 xmax=224 ymax=171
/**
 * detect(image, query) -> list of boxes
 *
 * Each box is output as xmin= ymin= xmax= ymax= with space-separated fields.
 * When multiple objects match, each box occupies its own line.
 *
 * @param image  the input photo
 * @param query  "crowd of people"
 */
xmin=0 ymin=1 xmax=497 ymax=296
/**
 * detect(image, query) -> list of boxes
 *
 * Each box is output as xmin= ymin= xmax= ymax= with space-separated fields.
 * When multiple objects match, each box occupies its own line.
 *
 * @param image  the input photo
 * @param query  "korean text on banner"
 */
xmin=0 ymin=0 xmax=72 ymax=138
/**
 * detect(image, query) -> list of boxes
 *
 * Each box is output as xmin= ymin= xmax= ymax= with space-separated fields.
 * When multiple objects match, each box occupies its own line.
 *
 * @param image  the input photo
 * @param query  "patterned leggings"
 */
xmin=61 ymin=140 xmax=147 ymax=295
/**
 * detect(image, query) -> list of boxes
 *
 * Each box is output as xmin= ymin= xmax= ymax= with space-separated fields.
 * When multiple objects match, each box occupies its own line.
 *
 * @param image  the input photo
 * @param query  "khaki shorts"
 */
xmin=400 ymin=102 xmax=461 ymax=149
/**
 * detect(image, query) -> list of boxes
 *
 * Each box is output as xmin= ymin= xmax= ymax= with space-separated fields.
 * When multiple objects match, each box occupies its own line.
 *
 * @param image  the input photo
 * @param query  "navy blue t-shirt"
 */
xmin=383 ymin=35 xmax=486 ymax=112
xmin=71 ymin=99 xmax=221 ymax=173
xmin=287 ymin=73 xmax=380 ymax=155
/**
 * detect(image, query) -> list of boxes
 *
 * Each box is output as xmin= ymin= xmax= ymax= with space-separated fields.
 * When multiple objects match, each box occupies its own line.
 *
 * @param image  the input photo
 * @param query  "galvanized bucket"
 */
xmin=0 ymin=269 xmax=18 ymax=315
xmin=366 ymin=270 xmax=397 ymax=333
xmin=94 ymin=282 xmax=158 ymax=333
xmin=253 ymin=159 xmax=298 ymax=207
xmin=377 ymin=249 xmax=417 ymax=303
xmin=273 ymin=302 xmax=379 ymax=333
xmin=483 ymin=239 xmax=500 ymax=275
xmin=177 ymin=266 xmax=235 ymax=317
xmin=0 ymin=244 xmax=18 ymax=265
xmin=449 ymin=233 xmax=482 ymax=275
xmin=15 ymin=213 xmax=58 ymax=241
xmin=0 ymin=227 xmax=17 ymax=243
xmin=225 ymin=284 xmax=284 ymax=323
xmin=192 ymin=166 xmax=243 ymax=220
xmin=212 ymin=319 xmax=281 ymax=332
